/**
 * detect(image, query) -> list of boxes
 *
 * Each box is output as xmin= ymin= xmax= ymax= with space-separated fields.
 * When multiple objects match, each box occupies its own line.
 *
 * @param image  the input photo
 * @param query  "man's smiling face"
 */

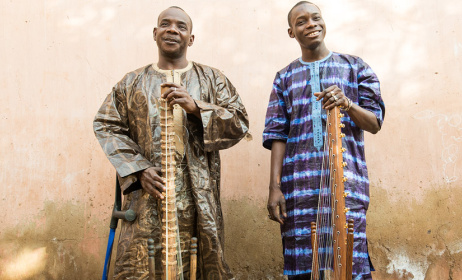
xmin=154 ymin=7 xmax=194 ymax=59
xmin=288 ymin=3 xmax=326 ymax=51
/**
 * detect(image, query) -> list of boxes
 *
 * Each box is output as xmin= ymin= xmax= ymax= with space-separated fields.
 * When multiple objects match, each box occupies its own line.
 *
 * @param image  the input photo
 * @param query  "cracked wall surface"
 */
xmin=1 ymin=0 xmax=462 ymax=279
xmin=368 ymin=186 xmax=462 ymax=279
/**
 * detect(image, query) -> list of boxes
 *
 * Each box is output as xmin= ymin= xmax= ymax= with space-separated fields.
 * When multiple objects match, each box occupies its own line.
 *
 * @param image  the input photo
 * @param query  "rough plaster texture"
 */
xmin=1 ymin=0 xmax=461 ymax=279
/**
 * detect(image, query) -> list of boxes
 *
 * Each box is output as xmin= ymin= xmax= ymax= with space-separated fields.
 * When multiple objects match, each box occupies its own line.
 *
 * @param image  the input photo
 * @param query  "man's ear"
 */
xmin=153 ymin=27 xmax=157 ymax=41
xmin=288 ymin=28 xmax=295 ymax=38
xmin=188 ymin=35 xmax=195 ymax=47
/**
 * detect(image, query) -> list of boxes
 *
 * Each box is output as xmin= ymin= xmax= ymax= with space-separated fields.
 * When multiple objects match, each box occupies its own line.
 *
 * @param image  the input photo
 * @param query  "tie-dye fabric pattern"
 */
xmin=262 ymin=52 xmax=385 ymax=279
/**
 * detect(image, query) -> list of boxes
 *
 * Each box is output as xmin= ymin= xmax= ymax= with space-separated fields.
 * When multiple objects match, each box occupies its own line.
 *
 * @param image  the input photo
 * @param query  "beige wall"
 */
xmin=1 ymin=0 xmax=462 ymax=279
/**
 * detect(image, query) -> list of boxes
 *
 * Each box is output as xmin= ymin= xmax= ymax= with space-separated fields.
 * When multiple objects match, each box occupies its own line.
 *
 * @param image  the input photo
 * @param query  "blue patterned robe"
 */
xmin=262 ymin=52 xmax=385 ymax=279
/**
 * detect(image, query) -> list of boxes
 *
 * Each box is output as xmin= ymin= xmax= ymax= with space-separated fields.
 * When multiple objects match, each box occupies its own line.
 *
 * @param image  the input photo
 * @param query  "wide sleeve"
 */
xmin=262 ymin=72 xmax=290 ymax=150
xmin=194 ymin=70 xmax=249 ymax=152
xmin=93 ymin=76 xmax=153 ymax=192
xmin=357 ymin=59 xmax=386 ymax=128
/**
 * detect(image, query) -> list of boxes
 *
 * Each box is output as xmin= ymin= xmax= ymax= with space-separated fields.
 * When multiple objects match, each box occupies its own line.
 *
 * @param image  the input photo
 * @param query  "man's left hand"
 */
xmin=161 ymin=83 xmax=201 ymax=118
xmin=314 ymin=85 xmax=348 ymax=110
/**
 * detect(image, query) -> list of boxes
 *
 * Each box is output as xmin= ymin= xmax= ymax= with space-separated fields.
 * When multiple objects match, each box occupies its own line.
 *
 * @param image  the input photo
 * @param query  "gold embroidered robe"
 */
xmin=93 ymin=62 xmax=249 ymax=279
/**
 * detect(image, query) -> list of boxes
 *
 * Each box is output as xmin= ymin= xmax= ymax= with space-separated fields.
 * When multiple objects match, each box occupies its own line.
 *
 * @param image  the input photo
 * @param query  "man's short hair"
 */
xmin=287 ymin=1 xmax=319 ymax=27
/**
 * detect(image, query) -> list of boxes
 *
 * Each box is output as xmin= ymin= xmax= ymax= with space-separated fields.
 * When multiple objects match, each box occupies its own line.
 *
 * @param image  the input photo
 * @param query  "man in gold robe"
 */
xmin=94 ymin=6 xmax=249 ymax=279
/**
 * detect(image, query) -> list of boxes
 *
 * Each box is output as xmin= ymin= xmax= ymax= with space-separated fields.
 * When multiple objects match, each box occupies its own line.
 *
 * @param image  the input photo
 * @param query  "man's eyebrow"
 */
xmin=295 ymin=12 xmax=320 ymax=21
xmin=294 ymin=15 xmax=308 ymax=21
xmin=160 ymin=18 xmax=188 ymax=26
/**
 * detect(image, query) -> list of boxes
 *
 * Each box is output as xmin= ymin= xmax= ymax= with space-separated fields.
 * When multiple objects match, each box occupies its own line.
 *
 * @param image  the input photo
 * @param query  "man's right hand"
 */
xmin=138 ymin=167 xmax=165 ymax=199
xmin=267 ymin=186 xmax=287 ymax=225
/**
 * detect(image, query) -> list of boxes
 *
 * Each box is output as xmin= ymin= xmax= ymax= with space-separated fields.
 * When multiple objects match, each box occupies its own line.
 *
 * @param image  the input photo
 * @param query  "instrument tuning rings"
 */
xmin=341 ymin=148 xmax=346 ymax=153
xmin=339 ymin=133 xmax=346 ymax=138
xmin=342 ymin=177 xmax=348 ymax=182
xmin=338 ymin=113 xmax=344 ymax=118
xmin=344 ymin=208 xmax=350 ymax=213
xmin=342 ymin=162 xmax=347 ymax=167
xmin=339 ymin=123 xmax=345 ymax=128
xmin=343 ymin=192 xmax=349 ymax=197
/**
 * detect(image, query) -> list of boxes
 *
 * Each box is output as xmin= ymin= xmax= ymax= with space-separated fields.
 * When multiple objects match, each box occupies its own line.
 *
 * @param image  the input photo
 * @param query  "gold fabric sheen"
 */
xmin=93 ymin=62 xmax=249 ymax=280
xmin=152 ymin=62 xmax=193 ymax=156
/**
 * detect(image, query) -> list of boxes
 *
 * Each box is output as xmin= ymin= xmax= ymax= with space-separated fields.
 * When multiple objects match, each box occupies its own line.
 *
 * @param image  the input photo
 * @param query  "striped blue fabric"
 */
xmin=262 ymin=52 xmax=385 ymax=278
xmin=310 ymin=59 xmax=323 ymax=150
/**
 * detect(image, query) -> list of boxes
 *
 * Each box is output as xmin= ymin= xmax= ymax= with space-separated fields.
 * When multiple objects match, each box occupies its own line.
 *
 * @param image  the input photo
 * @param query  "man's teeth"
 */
xmin=308 ymin=31 xmax=319 ymax=36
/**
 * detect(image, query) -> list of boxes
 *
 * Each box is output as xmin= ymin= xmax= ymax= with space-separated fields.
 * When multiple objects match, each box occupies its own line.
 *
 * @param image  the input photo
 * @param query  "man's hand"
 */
xmin=314 ymin=85 xmax=348 ymax=110
xmin=161 ymin=83 xmax=201 ymax=118
xmin=315 ymin=85 xmax=381 ymax=133
xmin=267 ymin=185 xmax=287 ymax=225
xmin=138 ymin=167 xmax=165 ymax=199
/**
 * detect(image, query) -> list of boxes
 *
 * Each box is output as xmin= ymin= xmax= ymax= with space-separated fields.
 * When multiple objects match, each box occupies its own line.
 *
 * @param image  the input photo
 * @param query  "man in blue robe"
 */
xmin=263 ymin=2 xmax=385 ymax=279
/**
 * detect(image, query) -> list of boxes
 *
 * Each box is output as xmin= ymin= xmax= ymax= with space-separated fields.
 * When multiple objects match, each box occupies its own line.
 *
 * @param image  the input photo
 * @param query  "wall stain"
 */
xmin=2 ymin=188 xmax=461 ymax=279
xmin=368 ymin=184 xmax=462 ymax=280
xmin=222 ymin=197 xmax=285 ymax=280
xmin=0 ymin=201 xmax=107 ymax=280
xmin=224 ymin=184 xmax=462 ymax=279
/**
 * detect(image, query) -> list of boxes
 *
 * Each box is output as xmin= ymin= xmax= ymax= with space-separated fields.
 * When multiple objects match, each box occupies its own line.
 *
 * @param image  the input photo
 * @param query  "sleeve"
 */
xmin=262 ymin=72 xmax=290 ymax=150
xmin=93 ymin=76 xmax=153 ymax=193
xmin=357 ymin=59 xmax=386 ymax=128
xmin=194 ymin=70 xmax=250 ymax=152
